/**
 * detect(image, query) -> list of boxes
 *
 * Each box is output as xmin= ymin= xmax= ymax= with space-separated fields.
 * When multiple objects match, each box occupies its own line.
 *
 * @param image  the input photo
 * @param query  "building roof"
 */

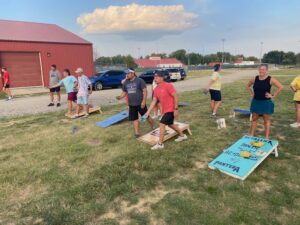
xmin=135 ymin=58 xmax=183 ymax=68
xmin=0 ymin=20 xmax=91 ymax=45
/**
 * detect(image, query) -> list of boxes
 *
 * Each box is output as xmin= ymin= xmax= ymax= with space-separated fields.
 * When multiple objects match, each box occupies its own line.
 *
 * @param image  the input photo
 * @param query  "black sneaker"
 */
xmin=57 ymin=103 xmax=61 ymax=107
xmin=48 ymin=103 xmax=54 ymax=107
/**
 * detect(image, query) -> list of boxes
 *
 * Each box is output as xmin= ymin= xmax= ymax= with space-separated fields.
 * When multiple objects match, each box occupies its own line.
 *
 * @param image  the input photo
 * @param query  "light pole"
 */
xmin=259 ymin=42 xmax=264 ymax=64
xmin=221 ymin=38 xmax=226 ymax=63
xmin=187 ymin=49 xmax=190 ymax=66
xmin=137 ymin=47 xmax=141 ymax=59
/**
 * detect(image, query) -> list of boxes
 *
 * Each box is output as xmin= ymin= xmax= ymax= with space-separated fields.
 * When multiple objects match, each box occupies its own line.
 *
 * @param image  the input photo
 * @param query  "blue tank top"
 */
xmin=253 ymin=75 xmax=272 ymax=100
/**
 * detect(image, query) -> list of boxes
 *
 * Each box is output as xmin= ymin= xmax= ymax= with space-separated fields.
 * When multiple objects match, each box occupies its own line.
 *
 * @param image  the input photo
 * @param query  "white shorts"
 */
xmin=77 ymin=96 xmax=88 ymax=105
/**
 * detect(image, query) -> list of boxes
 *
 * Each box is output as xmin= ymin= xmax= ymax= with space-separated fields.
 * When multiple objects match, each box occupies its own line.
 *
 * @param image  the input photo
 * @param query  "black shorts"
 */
xmin=209 ymin=89 xmax=222 ymax=101
xmin=50 ymin=87 xmax=60 ymax=93
xmin=295 ymin=101 xmax=300 ymax=104
xmin=160 ymin=112 xmax=174 ymax=125
xmin=129 ymin=105 xmax=148 ymax=121
xmin=4 ymin=84 xmax=10 ymax=88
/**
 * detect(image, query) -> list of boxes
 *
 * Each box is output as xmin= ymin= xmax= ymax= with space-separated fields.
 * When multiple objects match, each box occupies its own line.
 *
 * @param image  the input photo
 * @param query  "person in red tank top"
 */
xmin=145 ymin=71 xmax=188 ymax=150
xmin=1 ymin=67 xmax=13 ymax=101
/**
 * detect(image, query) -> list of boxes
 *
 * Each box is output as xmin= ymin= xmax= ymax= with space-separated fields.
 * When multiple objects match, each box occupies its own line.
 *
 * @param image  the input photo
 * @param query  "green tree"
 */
xmin=124 ymin=55 xmax=137 ymax=68
xmin=111 ymin=55 xmax=124 ymax=65
xmin=245 ymin=56 xmax=258 ymax=62
xmin=187 ymin=53 xmax=203 ymax=65
xmin=262 ymin=50 xmax=285 ymax=64
xmin=94 ymin=56 xmax=112 ymax=66
xmin=282 ymin=52 xmax=296 ymax=65
xmin=169 ymin=49 xmax=188 ymax=64
xmin=296 ymin=53 xmax=300 ymax=65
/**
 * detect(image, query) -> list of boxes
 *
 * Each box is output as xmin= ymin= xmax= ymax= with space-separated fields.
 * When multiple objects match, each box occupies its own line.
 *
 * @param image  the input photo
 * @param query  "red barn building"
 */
xmin=0 ymin=20 xmax=93 ymax=88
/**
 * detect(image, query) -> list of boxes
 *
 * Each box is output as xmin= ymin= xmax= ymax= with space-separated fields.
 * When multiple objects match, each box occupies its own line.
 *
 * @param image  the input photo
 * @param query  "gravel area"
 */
xmin=0 ymin=69 xmax=257 ymax=118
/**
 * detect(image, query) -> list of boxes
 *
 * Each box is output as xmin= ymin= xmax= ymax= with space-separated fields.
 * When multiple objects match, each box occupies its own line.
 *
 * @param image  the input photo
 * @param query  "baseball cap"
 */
xmin=124 ymin=69 xmax=135 ymax=74
xmin=154 ymin=71 xmax=164 ymax=77
xmin=75 ymin=67 xmax=83 ymax=73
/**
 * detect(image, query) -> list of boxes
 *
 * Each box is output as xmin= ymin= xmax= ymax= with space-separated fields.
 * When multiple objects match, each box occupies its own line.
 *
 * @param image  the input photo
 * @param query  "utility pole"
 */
xmin=259 ymin=42 xmax=264 ymax=64
xmin=137 ymin=47 xmax=141 ymax=59
xmin=221 ymin=38 xmax=226 ymax=63
xmin=187 ymin=49 xmax=190 ymax=66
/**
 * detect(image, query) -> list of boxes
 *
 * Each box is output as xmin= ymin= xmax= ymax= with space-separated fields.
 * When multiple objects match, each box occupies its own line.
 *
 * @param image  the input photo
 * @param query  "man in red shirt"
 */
xmin=145 ymin=71 xmax=187 ymax=150
xmin=1 ymin=67 xmax=12 ymax=101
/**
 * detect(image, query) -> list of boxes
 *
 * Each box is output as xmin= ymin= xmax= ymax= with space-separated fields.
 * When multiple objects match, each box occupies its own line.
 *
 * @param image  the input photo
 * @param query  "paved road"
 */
xmin=0 ymin=69 xmax=257 ymax=118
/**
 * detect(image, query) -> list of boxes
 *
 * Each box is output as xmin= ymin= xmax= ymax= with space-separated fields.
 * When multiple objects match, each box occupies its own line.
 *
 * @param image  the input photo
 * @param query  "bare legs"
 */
xmin=50 ymin=91 xmax=60 ymax=103
xmin=158 ymin=123 xmax=184 ymax=144
xmin=133 ymin=116 xmax=154 ymax=135
xmin=250 ymin=113 xmax=271 ymax=139
xmin=211 ymin=100 xmax=222 ymax=115
xmin=295 ymin=103 xmax=300 ymax=123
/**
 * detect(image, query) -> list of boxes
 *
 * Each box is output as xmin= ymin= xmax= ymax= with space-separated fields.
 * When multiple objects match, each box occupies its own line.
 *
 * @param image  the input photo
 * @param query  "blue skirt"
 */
xmin=250 ymin=99 xmax=274 ymax=115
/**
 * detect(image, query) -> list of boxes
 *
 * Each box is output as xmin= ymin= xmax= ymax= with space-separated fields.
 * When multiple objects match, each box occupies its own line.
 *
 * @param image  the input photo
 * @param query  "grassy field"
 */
xmin=0 ymin=76 xmax=299 ymax=225
xmin=269 ymin=68 xmax=300 ymax=76
xmin=187 ymin=69 xmax=232 ymax=79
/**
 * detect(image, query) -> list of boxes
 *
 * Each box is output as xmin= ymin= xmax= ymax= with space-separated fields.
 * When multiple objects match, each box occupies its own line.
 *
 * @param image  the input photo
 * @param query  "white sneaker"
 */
xmin=151 ymin=143 xmax=164 ymax=150
xmin=175 ymin=134 xmax=188 ymax=142
xmin=290 ymin=122 xmax=300 ymax=128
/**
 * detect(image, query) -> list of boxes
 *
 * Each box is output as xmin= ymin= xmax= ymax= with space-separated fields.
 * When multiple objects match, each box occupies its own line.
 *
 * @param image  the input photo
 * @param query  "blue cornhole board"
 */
xmin=233 ymin=108 xmax=252 ymax=121
xmin=96 ymin=111 xmax=129 ymax=128
xmin=234 ymin=108 xmax=251 ymax=114
xmin=208 ymin=135 xmax=279 ymax=180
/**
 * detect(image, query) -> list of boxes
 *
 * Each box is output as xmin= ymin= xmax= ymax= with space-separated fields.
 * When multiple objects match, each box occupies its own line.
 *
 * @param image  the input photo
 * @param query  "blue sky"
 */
xmin=1 ymin=0 xmax=300 ymax=57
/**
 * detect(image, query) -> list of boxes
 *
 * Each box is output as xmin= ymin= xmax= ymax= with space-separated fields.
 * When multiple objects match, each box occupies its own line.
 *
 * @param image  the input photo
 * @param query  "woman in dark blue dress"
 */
xmin=247 ymin=64 xmax=283 ymax=139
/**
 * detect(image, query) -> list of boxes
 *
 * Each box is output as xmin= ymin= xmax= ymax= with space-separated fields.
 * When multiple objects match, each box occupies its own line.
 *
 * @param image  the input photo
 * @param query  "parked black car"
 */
xmin=164 ymin=68 xmax=181 ymax=81
xmin=139 ymin=69 xmax=171 ymax=83
xmin=179 ymin=68 xmax=187 ymax=80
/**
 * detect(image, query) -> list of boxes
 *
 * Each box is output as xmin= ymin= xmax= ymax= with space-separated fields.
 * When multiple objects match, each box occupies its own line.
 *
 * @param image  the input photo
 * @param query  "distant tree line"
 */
xmin=93 ymin=49 xmax=300 ymax=68
xmin=262 ymin=50 xmax=300 ymax=65
xmin=94 ymin=55 xmax=137 ymax=68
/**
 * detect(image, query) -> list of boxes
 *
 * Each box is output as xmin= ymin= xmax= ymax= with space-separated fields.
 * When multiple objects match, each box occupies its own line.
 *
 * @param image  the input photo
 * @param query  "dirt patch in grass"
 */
xmin=194 ymin=161 xmax=208 ymax=169
xmin=86 ymin=138 xmax=103 ymax=146
xmin=255 ymin=181 xmax=272 ymax=193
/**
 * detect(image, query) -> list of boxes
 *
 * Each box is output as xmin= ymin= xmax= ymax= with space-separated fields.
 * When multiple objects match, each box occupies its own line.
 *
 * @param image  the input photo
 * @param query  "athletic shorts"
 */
xmin=68 ymin=92 xmax=77 ymax=102
xmin=129 ymin=105 xmax=147 ymax=121
xmin=4 ymin=84 xmax=10 ymax=88
xmin=160 ymin=112 xmax=174 ymax=125
xmin=209 ymin=89 xmax=222 ymax=101
xmin=50 ymin=87 xmax=60 ymax=93
xmin=77 ymin=95 xmax=88 ymax=105
xmin=295 ymin=101 xmax=300 ymax=104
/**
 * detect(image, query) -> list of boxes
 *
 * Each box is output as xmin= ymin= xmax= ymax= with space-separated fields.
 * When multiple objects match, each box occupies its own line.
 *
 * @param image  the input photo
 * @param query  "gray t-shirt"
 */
xmin=49 ymin=70 xmax=61 ymax=86
xmin=122 ymin=77 xmax=146 ymax=106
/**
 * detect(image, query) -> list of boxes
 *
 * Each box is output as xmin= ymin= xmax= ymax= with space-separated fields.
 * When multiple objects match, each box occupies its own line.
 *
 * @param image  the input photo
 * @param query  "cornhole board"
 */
xmin=138 ymin=122 xmax=192 ymax=145
xmin=179 ymin=102 xmax=191 ymax=107
xmin=233 ymin=108 xmax=252 ymax=121
xmin=65 ymin=106 xmax=102 ymax=118
xmin=96 ymin=110 xmax=129 ymax=128
xmin=208 ymin=135 xmax=279 ymax=180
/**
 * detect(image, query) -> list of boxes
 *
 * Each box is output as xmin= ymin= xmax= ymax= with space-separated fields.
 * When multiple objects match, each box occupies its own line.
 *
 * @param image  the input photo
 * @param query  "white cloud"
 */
xmin=77 ymin=3 xmax=199 ymax=40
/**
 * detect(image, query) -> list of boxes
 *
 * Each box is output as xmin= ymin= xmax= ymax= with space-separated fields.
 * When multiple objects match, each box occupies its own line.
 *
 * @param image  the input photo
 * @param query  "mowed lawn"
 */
xmin=0 ymin=76 xmax=299 ymax=225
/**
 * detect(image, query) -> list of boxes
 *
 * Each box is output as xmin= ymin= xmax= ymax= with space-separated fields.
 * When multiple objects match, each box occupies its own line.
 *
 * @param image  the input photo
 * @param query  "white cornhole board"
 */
xmin=138 ymin=122 xmax=192 ymax=146
xmin=208 ymin=135 xmax=279 ymax=180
